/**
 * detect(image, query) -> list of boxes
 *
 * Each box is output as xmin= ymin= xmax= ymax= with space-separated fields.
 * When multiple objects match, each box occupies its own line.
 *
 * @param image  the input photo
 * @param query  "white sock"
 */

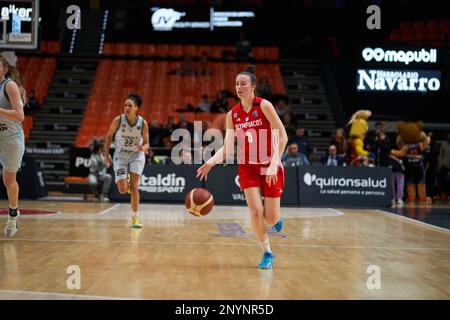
xmin=132 ymin=211 xmax=138 ymax=218
xmin=259 ymin=236 xmax=271 ymax=253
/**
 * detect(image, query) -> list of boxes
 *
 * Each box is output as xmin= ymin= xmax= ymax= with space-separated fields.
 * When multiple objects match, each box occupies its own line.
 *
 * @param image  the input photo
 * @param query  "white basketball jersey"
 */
xmin=113 ymin=114 xmax=144 ymax=161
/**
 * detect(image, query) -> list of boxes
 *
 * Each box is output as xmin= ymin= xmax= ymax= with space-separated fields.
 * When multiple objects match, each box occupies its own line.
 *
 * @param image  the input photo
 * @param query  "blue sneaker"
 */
xmin=273 ymin=217 xmax=283 ymax=232
xmin=257 ymin=252 xmax=275 ymax=269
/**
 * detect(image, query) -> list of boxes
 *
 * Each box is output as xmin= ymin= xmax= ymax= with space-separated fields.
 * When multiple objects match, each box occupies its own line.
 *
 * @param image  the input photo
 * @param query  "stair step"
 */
xmin=28 ymin=137 xmax=75 ymax=145
xmin=28 ymin=154 xmax=69 ymax=161
xmin=43 ymin=98 xmax=87 ymax=105
xmin=33 ymin=122 xmax=81 ymax=129
xmin=53 ymin=71 xmax=95 ymax=79
xmin=31 ymin=130 xmax=78 ymax=137
xmin=50 ymin=83 xmax=92 ymax=89
xmin=48 ymin=87 xmax=92 ymax=95
xmin=35 ymin=113 xmax=83 ymax=121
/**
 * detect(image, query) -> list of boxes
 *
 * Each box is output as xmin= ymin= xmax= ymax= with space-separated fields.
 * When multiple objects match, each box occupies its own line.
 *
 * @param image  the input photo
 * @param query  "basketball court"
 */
xmin=0 ymin=0 xmax=449 ymax=306
xmin=1 ymin=200 xmax=449 ymax=300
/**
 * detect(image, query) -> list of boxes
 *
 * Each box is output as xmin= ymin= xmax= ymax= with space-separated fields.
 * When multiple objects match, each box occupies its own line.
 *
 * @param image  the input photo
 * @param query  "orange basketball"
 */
xmin=185 ymin=188 xmax=214 ymax=217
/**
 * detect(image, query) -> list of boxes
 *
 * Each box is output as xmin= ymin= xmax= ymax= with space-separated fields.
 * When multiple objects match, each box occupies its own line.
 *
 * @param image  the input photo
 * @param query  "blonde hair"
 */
xmin=0 ymin=55 xmax=26 ymax=103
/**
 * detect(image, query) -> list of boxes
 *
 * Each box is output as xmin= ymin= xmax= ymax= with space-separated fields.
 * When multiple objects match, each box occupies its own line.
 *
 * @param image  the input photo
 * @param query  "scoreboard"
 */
xmin=0 ymin=0 xmax=39 ymax=50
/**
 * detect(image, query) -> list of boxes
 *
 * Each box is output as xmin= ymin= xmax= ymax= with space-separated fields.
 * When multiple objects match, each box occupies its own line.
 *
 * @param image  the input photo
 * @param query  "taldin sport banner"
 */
xmin=357 ymin=69 xmax=441 ymax=92
xmin=298 ymin=166 xmax=392 ymax=207
xmin=205 ymin=165 xmax=298 ymax=205
xmin=108 ymin=165 xmax=202 ymax=202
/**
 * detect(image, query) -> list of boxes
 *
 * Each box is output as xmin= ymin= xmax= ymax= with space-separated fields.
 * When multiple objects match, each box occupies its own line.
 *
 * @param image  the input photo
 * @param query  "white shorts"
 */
xmin=113 ymin=155 xmax=145 ymax=183
xmin=0 ymin=134 xmax=25 ymax=173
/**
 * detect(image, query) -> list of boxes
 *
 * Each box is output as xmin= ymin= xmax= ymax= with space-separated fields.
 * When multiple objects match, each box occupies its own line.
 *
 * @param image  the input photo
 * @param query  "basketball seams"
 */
xmin=196 ymin=195 xmax=213 ymax=211
xmin=189 ymin=188 xmax=202 ymax=216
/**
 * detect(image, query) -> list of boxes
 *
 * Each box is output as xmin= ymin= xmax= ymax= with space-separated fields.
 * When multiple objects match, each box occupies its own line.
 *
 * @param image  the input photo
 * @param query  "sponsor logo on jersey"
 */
xmin=252 ymin=110 xmax=258 ymax=118
xmin=233 ymin=112 xmax=238 ymax=118
xmin=235 ymin=119 xmax=263 ymax=130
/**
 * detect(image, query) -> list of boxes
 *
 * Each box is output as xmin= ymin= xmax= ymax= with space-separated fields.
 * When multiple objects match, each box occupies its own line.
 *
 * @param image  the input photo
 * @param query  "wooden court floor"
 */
xmin=0 ymin=200 xmax=449 ymax=300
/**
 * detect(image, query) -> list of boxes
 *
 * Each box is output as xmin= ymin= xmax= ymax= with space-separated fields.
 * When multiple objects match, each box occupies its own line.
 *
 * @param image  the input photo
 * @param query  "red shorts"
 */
xmin=238 ymin=162 xmax=285 ymax=198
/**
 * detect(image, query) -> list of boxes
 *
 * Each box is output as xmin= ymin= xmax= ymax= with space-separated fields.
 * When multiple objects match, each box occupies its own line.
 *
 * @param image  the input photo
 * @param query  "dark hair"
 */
xmin=238 ymin=65 xmax=257 ymax=85
xmin=91 ymin=139 xmax=104 ymax=153
xmin=126 ymin=94 xmax=143 ymax=108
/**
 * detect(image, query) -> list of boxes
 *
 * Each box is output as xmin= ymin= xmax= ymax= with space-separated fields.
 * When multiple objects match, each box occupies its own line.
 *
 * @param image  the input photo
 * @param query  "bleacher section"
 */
xmin=75 ymin=44 xmax=285 ymax=147
xmin=387 ymin=20 xmax=450 ymax=47
xmin=281 ymin=58 xmax=336 ymax=155
xmin=16 ymin=41 xmax=60 ymax=140
xmin=100 ymin=43 xmax=280 ymax=61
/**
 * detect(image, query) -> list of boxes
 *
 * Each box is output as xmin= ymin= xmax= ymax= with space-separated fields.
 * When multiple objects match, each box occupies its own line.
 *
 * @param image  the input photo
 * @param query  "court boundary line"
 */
xmin=99 ymin=204 xmax=120 ymax=215
xmin=0 ymin=289 xmax=138 ymax=300
xmin=327 ymin=208 xmax=345 ymax=216
xmin=2 ymin=237 xmax=449 ymax=251
xmin=375 ymin=209 xmax=450 ymax=235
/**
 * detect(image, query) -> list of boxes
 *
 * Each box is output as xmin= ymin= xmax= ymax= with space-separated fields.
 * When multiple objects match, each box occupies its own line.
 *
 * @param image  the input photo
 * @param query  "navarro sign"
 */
xmin=357 ymin=69 xmax=441 ymax=92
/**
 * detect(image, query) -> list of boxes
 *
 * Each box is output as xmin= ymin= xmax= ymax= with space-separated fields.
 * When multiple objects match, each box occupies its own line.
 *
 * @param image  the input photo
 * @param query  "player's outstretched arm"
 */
xmin=104 ymin=116 xmax=120 ymax=166
xmin=197 ymin=112 xmax=234 ymax=181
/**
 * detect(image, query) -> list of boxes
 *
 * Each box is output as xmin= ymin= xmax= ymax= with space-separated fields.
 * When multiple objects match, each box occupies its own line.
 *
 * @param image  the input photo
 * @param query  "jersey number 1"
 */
xmin=246 ymin=132 xmax=253 ymax=143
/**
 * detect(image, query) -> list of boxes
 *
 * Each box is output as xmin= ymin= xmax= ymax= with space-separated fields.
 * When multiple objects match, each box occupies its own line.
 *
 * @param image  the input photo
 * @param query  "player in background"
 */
xmin=104 ymin=94 xmax=149 ymax=228
xmin=0 ymin=56 xmax=26 ymax=238
xmin=197 ymin=66 xmax=288 ymax=269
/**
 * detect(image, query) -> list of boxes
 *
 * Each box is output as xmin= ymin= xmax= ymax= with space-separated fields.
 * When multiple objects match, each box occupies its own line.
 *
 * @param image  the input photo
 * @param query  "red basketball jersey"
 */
xmin=231 ymin=96 xmax=275 ymax=164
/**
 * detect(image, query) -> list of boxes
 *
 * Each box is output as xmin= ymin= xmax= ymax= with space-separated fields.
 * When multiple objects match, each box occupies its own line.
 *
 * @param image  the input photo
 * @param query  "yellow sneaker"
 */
xmin=131 ymin=216 xmax=143 ymax=228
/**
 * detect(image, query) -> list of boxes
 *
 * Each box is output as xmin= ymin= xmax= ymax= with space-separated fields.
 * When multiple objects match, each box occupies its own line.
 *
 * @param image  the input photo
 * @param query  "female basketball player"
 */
xmin=0 ymin=56 xmax=26 ymax=238
xmin=104 ymin=94 xmax=149 ymax=228
xmin=197 ymin=67 xmax=288 ymax=269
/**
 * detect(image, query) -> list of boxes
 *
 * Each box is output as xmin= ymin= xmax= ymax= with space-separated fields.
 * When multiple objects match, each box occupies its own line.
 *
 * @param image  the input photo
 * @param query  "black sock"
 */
xmin=9 ymin=208 xmax=18 ymax=217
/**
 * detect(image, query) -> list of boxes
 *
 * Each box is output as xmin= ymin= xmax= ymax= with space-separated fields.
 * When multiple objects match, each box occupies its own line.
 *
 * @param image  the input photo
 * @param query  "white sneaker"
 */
xmin=100 ymin=195 xmax=110 ymax=202
xmin=397 ymin=199 xmax=404 ymax=207
xmin=5 ymin=210 xmax=20 ymax=238
xmin=391 ymin=200 xmax=396 ymax=208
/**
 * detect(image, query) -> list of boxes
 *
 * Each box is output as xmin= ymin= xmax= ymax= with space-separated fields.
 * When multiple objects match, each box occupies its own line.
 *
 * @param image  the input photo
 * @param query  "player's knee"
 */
xmin=130 ymin=184 xmax=139 ymax=193
xmin=117 ymin=185 xmax=127 ymax=194
xmin=249 ymin=206 xmax=264 ymax=219
xmin=3 ymin=177 xmax=17 ymax=189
